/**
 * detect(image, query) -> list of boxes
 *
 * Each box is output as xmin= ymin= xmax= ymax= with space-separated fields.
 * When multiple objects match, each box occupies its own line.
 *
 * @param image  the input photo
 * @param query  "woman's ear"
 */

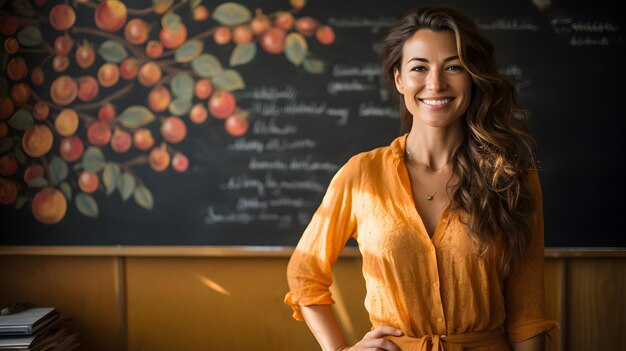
xmin=394 ymin=67 xmax=404 ymax=94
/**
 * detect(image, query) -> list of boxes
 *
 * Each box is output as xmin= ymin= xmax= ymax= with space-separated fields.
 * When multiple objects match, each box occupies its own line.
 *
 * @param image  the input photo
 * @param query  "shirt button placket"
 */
xmin=429 ymin=246 xmax=446 ymax=335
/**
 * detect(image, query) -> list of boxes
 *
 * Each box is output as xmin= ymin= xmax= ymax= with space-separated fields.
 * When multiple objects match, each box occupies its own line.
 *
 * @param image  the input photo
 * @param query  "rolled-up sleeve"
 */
xmin=504 ymin=170 xmax=559 ymax=342
xmin=284 ymin=161 xmax=358 ymax=321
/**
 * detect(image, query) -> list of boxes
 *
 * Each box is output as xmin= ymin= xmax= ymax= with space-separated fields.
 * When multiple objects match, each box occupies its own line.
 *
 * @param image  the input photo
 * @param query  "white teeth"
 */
xmin=422 ymin=98 xmax=451 ymax=105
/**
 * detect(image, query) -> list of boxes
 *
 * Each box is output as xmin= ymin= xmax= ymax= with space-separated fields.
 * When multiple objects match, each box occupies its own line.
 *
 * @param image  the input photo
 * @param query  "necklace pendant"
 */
xmin=426 ymin=195 xmax=434 ymax=201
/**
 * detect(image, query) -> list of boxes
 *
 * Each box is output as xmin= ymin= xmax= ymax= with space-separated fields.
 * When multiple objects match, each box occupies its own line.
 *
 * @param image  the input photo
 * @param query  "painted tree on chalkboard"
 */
xmin=0 ymin=0 xmax=334 ymax=225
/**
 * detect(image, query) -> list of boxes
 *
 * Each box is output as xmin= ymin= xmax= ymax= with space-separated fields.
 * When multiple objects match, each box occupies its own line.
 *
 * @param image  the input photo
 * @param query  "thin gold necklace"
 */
xmin=405 ymin=149 xmax=451 ymax=201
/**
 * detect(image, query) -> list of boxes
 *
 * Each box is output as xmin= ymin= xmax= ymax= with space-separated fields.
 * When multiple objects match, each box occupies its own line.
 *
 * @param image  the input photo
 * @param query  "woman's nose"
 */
xmin=426 ymin=71 xmax=446 ymax=91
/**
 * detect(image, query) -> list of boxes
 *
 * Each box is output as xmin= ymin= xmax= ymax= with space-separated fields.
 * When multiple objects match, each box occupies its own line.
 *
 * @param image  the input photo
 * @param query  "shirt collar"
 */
xmin=390 ymin=133 xmax=410 ymax=159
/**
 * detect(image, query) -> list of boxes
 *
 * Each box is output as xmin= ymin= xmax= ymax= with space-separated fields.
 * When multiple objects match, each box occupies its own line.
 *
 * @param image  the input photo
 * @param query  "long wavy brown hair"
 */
xmin=381 ymin=6 xmax=538 ymax=274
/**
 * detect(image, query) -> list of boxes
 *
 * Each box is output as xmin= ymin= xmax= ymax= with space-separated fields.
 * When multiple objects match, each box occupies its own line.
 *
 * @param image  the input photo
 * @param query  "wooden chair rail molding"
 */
xmin=0 ymin=246 xmax=624 ymax=257
xmin=1 ymin=246 xmax=624 ymax=351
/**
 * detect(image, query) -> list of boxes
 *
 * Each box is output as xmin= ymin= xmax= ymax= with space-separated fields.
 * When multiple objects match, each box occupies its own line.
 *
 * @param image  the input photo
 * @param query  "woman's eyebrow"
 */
xmin=407 ymin=55 xmax=460 ymax=63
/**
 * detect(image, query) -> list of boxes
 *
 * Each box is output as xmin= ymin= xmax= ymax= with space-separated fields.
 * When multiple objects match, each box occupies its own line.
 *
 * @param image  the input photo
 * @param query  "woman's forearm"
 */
xmin=512 ymin=334 xmax=545 ymax=351
xmin=300 ymin=304 xmax=349 ymax=351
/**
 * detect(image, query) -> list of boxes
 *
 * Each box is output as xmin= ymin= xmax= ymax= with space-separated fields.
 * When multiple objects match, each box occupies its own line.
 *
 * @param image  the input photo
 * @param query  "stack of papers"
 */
xmin=0 ymin=307 xmax=79 ymax=350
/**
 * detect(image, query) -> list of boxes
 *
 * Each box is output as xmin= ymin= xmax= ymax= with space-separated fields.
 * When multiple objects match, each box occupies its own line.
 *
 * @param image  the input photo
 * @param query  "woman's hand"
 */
xmin=339 ymin=326 xmax=403 ymax=351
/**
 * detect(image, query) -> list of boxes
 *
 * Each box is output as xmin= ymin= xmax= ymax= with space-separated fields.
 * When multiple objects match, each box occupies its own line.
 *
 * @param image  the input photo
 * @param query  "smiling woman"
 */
xmin=285 ymin=6 xmax=559 ymax=351
xmin=393 ymin=30 xmax=472 ymax=131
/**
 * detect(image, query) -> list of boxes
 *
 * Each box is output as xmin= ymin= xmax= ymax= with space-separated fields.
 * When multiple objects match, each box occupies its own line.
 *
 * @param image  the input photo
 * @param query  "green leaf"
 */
xmin=168 ymin=98 xmax=192 ymax=116
xmin=171 ymin=72 xmax=194 ymax=100
xmin=212 ymin=3 xmax=251 ymax=26
xmin=191 ymin=54 xmax=223 ymax=78
xmin=189 ymin=0 xmax=201 ymax=8
xmin=285 ymin=32 xmax=308 ymax=66
xmin=97 ymin=40 xmax=129 ymax=64
xmin=27 ymin=176 xmax=48 ymax=188
xmin=229 ymin=43 xmax=256 ymax=66
xmin=16 ymin=26 xmax=43 ymax=47
xmin=8 ymin=108 xmax=34 ymax=131
xmin=82 ymin=147 xmax=106 ymax=172
xmin=60 ymin=181 xmax=72 ymax=201
xmin=49 ymin=157 xmax=68 ymax=185
xmin=134 ymin=186 xmax=154 ymax=210
xmin=303 ymin=57 xmax=325 ymax=74
xmin=14 ymin=146 xmax=26 ymax=164
xmin=117 ymin=172 xmax=135 ymax=202
xmin=15 ymin=195 xmax=28 ymax=210
xmin=162 ymin=11 xmax=182 ymax=32
xmin=175 ymin=39 xmax=203 ymax=63
xmin=103 ymin=162 xmax=120 ymax=196
xmin=0 ymin=138 xmax=12 ymax=153
xmin=76 ymin=193 xmax=99 ymax=218
xmin=212 ymin=69 xmax=245 ymax=91
xmin=119 ymin=106 xmax=155 ymax=129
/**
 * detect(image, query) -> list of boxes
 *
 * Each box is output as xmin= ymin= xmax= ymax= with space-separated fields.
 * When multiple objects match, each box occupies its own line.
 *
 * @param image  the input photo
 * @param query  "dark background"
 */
xmin=1 ymin=0 xmax=624 ymax=247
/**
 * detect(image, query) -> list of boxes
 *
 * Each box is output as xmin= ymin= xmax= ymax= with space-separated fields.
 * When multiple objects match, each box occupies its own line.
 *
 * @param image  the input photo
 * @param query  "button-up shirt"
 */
xmin=285 ymin=134 xmax=558 ymax=349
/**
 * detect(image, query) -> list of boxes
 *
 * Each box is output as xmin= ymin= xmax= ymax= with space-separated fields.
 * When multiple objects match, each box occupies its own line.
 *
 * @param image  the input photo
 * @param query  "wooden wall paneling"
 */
xmin=0 ymin=255 xmax=123 ymax=351
xmin=2 ymin=249 xmax=624 ymax=351
xmin=330 ymin=256 xmax=370 ymax=344
xmin=543 ymin=258 xmax=565 ymax=351
xmin=566 ymin=258 xmax=626 ymax=351
xmin=125 ymin=257 xmax=320 ymax=351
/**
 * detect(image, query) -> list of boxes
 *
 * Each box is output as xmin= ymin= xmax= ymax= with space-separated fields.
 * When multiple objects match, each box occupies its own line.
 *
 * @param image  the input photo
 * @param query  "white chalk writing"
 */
xmin=220 ymin=174 xmax=265 ymax=196
xmin=205 ymin=207 xmax=293 ymax=227
xmin=248 ymin=157 xmax=339 ymax=173
xmin=239 ymin=85 xmax=298 ymax=100
xmin=270 ymin=197 xmax=312 ymax=208
xmin=228 ymin=138 xmax=265 ymax=153
xmin=237 ymin=197 xmax=268 ymax=210
xmin=499 ymin=65 xmax=523 ymax=81
xmin=249 ymin=158 xmax=289 ymax=171
xmin=569 ymin=35 xmax=610 ymax=46
xmin=289 ymin=157 xmax=340 ymax=172
xmin=250 ymin=100 xmax=326 ymax=117
xmin=327 ymin=80 xmax=376 ymax=96
xmin=359 ymin=102 xmax=399 ymax=119
xmin=258 ymin=213 xmax=292 ymax=228
xmin=551 ymin=18 xmax=620 ymax=33
xmin=252 ymin=118 xmax=298 ymax=135
xmin=477 ymin=19 xmax=539 ymax=31
xmin=204 ymin=207 xmax=254 ymax=224
xmin=220 ymin=172 xmax=326 ymax=197
xmin=332 ymin=63 xmax=382 ymax=81
xmin=236 ymin=196 xmax=313 ymax=211
xmin=228 ymin=137 xmax=317 ymax=153
xmin=274 ymin=179 xmax=325 ymax=193
xmin=326 ymin=108 xmax=350 ymax=124
xmin=250 ymin=102 xmax=349 ymax=125
xmin=327 ymin=16 xmax=398 ymax=33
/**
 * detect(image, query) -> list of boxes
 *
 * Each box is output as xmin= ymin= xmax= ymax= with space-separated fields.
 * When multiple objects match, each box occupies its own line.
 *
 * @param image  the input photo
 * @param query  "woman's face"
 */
xmin=394 ymin=29 xmax=472 ymax=129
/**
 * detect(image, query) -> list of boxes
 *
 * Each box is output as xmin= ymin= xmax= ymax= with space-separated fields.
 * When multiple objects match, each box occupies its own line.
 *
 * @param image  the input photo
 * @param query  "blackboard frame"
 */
xmin=1 ymin=0 xmax=624 ymax=248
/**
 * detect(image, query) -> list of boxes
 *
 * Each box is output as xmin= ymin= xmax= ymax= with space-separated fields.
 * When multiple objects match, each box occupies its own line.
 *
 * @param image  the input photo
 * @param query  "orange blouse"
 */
xmin=285 ymin=134 xmax=558 ymax=350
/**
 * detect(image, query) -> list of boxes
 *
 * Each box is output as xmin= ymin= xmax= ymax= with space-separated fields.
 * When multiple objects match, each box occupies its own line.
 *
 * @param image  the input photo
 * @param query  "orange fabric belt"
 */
xmin=386 ymin=329 xmax=509 ymax=351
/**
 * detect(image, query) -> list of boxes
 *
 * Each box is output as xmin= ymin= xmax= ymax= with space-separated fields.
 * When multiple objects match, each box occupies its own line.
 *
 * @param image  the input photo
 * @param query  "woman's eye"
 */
xmin=410 ymin=66 xmax=427 ymax=72
xmin=446 ymin=65 xmax=463 ymax=72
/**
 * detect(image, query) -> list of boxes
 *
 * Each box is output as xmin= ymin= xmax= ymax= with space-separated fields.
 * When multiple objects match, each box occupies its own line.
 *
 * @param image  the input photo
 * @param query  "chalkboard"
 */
xmin=0 ymin=0 xmax=624 ymax=247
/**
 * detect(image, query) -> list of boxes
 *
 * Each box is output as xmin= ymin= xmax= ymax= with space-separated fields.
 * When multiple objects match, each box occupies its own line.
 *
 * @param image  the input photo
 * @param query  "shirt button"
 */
xmin=433 ymin=282 xmax=439 ymax=288
xmin=437 ymin=317 xmax=443 ymax=322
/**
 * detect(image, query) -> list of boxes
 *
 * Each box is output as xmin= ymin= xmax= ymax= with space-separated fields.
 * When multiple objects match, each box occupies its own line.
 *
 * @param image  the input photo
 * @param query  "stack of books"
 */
xmin=0 ymin=307 xmax=79 ymax=350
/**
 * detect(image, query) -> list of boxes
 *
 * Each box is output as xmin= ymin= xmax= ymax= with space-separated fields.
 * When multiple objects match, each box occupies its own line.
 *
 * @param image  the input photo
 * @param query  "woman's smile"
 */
xmin=418 ymin=97 xmax=455 ymax=110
